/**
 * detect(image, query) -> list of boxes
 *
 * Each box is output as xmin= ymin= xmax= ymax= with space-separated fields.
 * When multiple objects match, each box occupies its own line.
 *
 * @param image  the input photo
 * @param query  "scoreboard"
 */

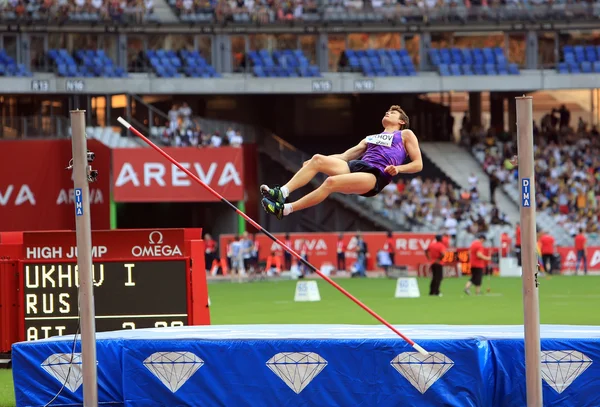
xmin=22 ymin=260 xmax=189 ymax=341
xmin=0 ymin=228 xmax=210 ymax=350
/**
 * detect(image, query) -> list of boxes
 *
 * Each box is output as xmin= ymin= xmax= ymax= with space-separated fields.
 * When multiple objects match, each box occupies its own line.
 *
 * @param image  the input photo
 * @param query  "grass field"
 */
xmin=1 ymin=275 xmax=599 ymax=406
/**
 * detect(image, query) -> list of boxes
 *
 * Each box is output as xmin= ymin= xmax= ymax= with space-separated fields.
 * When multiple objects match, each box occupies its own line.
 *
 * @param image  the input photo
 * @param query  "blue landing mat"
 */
xmin=12 ymin=325 xmax=600 ymax=407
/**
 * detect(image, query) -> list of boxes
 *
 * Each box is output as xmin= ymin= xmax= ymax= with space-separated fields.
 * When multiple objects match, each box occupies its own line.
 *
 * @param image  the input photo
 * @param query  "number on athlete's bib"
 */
xmin=366 ymin=133 xmax=394 ymax=147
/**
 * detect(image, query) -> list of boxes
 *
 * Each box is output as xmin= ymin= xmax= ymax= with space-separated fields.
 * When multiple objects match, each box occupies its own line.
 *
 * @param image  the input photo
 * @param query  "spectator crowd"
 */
xmin=465 ymin=104 xmax=600 ymax=237
xmin=1 ymin=0 xmax=155 ymax=21
xmin=370 ymin=174 xmax=510 ymax=244
xmin=159 ymin=102 xmax=244 ymax=147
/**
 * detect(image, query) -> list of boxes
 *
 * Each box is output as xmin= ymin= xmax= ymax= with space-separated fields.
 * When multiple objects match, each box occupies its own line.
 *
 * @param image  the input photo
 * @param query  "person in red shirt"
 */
xmin=464 ymin=234 xmax=491 ymax=296
xmin=515 ymin=222 xmax=522 ymax=266
xmin=426 ymin=235 xmax=447 ymax=296
xmin=441 ymin=229 xmax=450 ymax=248
xmin=538 ymin=230 xmax=556 ymax=275
xmin=500 ymin=232 xmax=512 ymax=258
xmin=204 ymin=233 xmax=217 ymax=273
xmin=574 ymin=228 xmax=588 ymax=275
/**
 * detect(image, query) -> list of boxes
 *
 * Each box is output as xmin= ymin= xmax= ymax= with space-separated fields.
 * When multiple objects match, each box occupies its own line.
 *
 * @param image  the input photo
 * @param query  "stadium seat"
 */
xmin=0 ymin=49 xmax=32 ymax=77
xmin=48 ymin=49 xmax=126 ymax=78
xmin=249 ymin=49 xmax=321 ymax=78
xmin=429 ymin=46 xmax=518 ymax=76
xmin=146 ymin=49 xmax=219 ymax=78
xmin=559 ymin=45 xmax=600 ymax=73
xmin=341 ymin=48 xmax=416 ymax=77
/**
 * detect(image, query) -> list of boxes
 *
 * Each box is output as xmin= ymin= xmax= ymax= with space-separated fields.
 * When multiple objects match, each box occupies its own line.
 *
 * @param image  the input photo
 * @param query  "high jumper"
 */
xmin=261 ymin=105 xmax=424 ymax=219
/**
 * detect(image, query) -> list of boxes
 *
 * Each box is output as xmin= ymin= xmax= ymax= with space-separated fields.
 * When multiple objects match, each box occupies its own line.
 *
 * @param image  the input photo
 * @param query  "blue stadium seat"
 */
xmin=449 ymin=64 xmax=462 ymax=76
xmin=462 ymin=64 xmax=473 ymax=76
xmin=50 ymin=48 xmax=125 ymax=78
xmin=484 ymin=64 xmax=497 ymax=75
xmin=585 ymin=46 xmax=597 ymax=62
xmin=508 ymin=63 xmax=520 ymax=75
xmin=557 ymin=62 xmax=569 ymax=74
xmin=581 ymin=61 xmax=592 ymax=73
xmin=594 ymin=62 xmax=600 ymax=73
xmin=438 ymin=64 xmax=450 ymax=76
xmin=249 ymin=49 xmax=320 ymax=78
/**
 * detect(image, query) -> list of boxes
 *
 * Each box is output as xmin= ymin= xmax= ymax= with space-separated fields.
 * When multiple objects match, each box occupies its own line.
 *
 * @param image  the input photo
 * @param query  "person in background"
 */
xmin=441 ymin=230 xmax=450 ymax=248
xmin=240 ymin=231 xmax=253 ymax=275
xmin=574 ymin=228 xmax=588 ymax=275
xmin=250 ymin=234 xmax=260 ymax=272
xmin=352 ymin=233 xmax=367 ymax=278
xmin=377 ymin=246 xmax=393 ymax=277
xmin=515 ymin=222 xmax=522 ymax=266
xmin=337 ymin=234 xmax=346 ymax=271
xmin=500 ymin=232 xmax=512 ymax=258
xmin=426 ymin=234 xmax=447 ymax=297
xmin=204 ymin=233 xmax=217 ymax=273
xmin=464 ymin=234 xmax=491 ymax=296
xmin=229 ymin=235 xmax=242 ymax=277
xmin=538 ymin=230 xmax=556 ymax=275
xmin=284 ymin=233 xmax=292 ymax=271
xmin=299 ymin=238 xmax=310 ymax=277
xmin=386 ymin=231 xmax=395 ymax=266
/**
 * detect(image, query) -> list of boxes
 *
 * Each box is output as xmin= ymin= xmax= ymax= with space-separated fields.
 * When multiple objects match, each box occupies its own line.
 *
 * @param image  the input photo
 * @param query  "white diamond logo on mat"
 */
xmin=41 ymin=353 xmax=84 ymax=393
xmin=391 ymin=352 xmax=454 ymax=394
xmin=266 ymin=352 xmax=328 ymax=394
xmin=143 ymin=351 xmax=204 ymax=393
xmin=541 ymin=350 xmax=592 ymax=394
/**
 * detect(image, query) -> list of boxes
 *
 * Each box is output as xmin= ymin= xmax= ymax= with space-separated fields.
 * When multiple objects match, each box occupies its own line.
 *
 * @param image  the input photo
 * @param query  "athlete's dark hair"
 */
xmin=389 ymin=105 xmax=410 ymax=130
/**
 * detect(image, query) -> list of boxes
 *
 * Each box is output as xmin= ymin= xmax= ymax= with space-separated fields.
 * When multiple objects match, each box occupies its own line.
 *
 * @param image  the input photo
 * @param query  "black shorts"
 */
xmin=347 ymin=160 xmax=390 ymax=197
xmin=471 ymin=267 xmax=483 ymax=286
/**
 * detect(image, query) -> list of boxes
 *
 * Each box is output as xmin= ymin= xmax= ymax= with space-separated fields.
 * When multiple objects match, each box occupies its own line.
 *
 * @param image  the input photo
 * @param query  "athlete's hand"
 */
xmin=510 ymin=155 xmax=518 ymax=167
xmin=385 ymin=165 xmax=400 ymax=176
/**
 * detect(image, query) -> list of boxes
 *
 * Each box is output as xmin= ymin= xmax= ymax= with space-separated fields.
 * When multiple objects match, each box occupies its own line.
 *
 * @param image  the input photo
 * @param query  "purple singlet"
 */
xmin=360 ymin=130 xmax=408 ymax=180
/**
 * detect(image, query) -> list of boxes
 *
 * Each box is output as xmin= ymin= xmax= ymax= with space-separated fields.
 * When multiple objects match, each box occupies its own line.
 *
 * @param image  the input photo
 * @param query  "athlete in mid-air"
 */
xmin=260 ymin=105 xmax=423 ymax=219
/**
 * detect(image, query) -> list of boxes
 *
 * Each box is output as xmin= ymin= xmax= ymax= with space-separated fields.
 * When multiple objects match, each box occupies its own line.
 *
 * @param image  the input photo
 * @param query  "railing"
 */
xmin=0 ymin=116 xmax=70 ymax=139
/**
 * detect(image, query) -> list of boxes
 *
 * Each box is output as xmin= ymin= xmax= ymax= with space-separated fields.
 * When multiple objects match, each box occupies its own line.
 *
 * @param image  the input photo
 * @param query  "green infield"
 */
xmin=207 ymin=275 xmax=600 ymax=325
xmin=1 ymin=275 xmax=599 ymax=407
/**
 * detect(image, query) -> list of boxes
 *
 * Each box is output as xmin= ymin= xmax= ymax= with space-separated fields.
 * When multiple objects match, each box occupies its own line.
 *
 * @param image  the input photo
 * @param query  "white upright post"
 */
xmin=515 ymin=96 xmax=542 ymax=407
xmin=70 ymin=110 xmax=99 ymax=407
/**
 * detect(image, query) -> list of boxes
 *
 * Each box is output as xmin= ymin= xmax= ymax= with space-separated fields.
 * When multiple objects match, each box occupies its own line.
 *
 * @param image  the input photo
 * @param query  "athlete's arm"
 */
xmin=385 ymin=130 xmax=423 ymax=175
xmin=329 ymin=140 xmax=367 ymax=162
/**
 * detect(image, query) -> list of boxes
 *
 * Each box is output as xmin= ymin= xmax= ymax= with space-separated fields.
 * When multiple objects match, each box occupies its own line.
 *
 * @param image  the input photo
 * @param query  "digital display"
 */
xmin=23 ymin=260 xmax=188 ymax=341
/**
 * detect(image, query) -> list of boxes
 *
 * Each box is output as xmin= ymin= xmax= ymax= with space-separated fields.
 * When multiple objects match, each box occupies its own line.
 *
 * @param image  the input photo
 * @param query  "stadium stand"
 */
xmin=146 ymin=49 xmax=220 ymax=78
xmin=429 ymin=47 xmax=520 ymax=76
xmin=0 ymin=50 xmax=32 ymax=77
xmin=465 ymin=106 xmax=600 ymax=244
xmin=1 ymin=0 xmax=157 ymax=23
xmin=249 ymin=49 xmax=321 ymax=78
xmin=341 ymin=49 xmax=417 ymax=77
xmin=47 ymin=49 xmax=127 ymax=78
xmin=558 ymin=45 xmax=600 ymax=74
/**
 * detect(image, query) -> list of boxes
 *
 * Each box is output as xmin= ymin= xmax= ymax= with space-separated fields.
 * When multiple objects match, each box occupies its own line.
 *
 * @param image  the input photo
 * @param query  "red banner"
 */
xmin=558 ymin=247 xmax=600 ymax=273
xmin=112 ymin=147 xmax=244 ymax=202
xmin=220 ymin=232 xmax=436 ymax=271
xmin=0 ymin=140 xmax=111 ymax=231
xmin=22 ymin=228 xmax=195 ymax=261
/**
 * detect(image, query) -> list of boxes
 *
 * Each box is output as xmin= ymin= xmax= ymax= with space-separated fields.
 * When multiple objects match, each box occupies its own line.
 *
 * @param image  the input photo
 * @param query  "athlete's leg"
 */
xmin=262 ymin=173 xmax=376 ymax=219
xmin=261 ymin=154 xmax=350 ymax=204
xmin=284 ymin=154 xmax=351 ymax=194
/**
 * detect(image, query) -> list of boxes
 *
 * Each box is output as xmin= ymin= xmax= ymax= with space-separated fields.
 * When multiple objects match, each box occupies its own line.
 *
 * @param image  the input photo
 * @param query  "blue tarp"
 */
xmin=12 ymin=325 xmax=600 ymax=407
